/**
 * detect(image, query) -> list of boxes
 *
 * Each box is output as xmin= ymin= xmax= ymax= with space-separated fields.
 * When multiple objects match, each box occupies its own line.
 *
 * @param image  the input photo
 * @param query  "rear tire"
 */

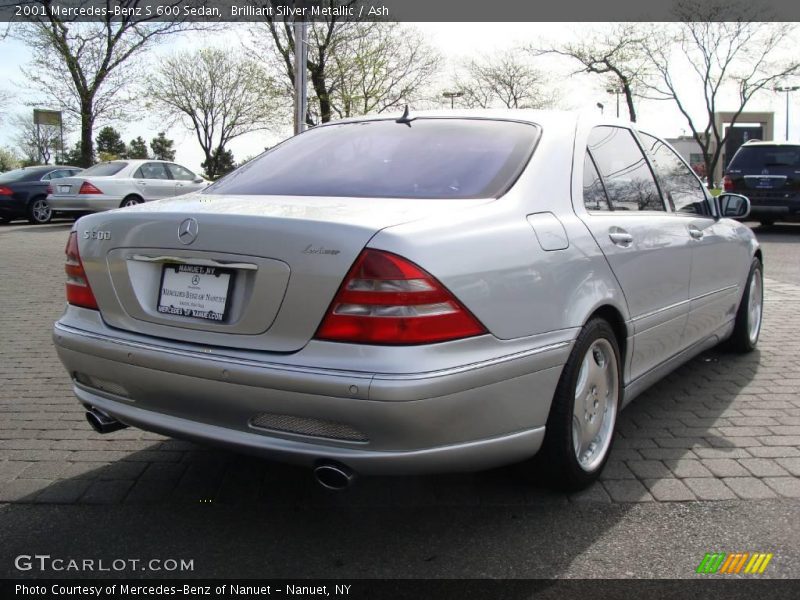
xmin=27 ymin=196 xmax=52 ymax=224
xmin=120 ymin=196 xmax=142 ymax=208
xmin=725 ymin=258 xmax=763 ymax=353
xmin=531 ymin=318 xmax=622 ymax=491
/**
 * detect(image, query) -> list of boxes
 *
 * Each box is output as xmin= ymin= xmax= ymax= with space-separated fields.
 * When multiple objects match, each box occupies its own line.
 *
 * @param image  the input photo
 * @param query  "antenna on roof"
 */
xmin=396 ymin=105 xmax=413 ymax=127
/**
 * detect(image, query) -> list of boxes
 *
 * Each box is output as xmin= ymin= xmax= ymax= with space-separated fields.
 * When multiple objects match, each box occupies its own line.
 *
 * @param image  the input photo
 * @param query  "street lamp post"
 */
xmin=293 ymin=7 xmax=308 ymax=135
xmin=606 ymin=86 xmax=622 ymax=118
xmin=774 ymin=85 xmax=799 ymax=141
xmin=442 ymin=91 xmax=464 ymax=109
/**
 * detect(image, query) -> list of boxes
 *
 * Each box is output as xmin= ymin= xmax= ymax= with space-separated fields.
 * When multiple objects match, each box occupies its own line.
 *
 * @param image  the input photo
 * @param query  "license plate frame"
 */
xmin=157 ymin=263 xmax=234 ymax=323
xmin=58 ymin=184 xmax=71 ymax=193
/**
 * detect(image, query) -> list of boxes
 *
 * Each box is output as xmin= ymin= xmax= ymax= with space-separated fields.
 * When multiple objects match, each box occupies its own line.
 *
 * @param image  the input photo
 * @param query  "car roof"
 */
xmin=19 ymin=165 xmax=81 ymax=172
xmin=741 ymin=140 xmax=800 ymax=147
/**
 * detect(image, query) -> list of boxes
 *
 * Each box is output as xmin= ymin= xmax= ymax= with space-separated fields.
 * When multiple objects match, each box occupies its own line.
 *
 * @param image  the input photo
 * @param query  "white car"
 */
xmin=47 ymin=159 xmax=208 ymax=214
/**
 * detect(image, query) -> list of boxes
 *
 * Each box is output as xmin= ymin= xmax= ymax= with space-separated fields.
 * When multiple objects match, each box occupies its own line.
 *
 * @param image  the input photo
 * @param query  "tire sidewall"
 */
xmin=28 ymin=197 xmax=52 ymax=224
xmin=736 ymin=259 xmax=763 ymax=351
xmin=120 ymin=196 xmax=142 ymax=208
xmin=545 ymin=318 xmax=623 ymax=488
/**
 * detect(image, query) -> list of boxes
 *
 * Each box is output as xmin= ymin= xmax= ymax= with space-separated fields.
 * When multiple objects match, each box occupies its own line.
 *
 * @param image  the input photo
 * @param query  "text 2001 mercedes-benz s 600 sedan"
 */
xmin=53 ymin=111 xmax=762 ymax=491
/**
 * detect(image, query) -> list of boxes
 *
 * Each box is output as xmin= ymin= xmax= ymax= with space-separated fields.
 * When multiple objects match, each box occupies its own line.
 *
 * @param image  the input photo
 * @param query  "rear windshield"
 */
xmin=729 ymin=146 xmax=800 ymax=170
xmin=0 ymin=168 xmax=42 ymax=183
xmin=205 ymin=119 xmax=540 ymax=199
xmin=80 ymin=162 xmax=128 ymax=176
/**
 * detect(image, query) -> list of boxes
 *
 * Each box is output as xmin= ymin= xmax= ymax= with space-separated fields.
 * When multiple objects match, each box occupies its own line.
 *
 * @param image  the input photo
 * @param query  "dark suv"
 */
xmin=723 ymin=141 xmax=800 ymax=226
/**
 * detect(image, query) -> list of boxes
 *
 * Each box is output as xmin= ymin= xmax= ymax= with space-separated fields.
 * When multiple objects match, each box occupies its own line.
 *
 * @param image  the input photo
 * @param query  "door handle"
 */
xmin=137 ymin=181 xmax=147 ymax=186
xmin=608 ymin=228 xmax=633 ymax=247
xmin=688 ymin=225 xmax=704 ymax=239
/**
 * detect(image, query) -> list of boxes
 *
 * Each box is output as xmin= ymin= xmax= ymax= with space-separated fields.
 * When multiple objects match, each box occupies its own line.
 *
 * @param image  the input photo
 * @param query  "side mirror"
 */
xmin=193 ymin=177 xmax=204 ymax=184
xmin=717 ymin=193 xmax=750 ymax=219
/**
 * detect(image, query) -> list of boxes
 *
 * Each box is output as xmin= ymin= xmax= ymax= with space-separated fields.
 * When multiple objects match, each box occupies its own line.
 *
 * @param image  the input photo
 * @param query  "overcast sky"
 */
xmin=0 ymin=22 xmax=797 ymax=172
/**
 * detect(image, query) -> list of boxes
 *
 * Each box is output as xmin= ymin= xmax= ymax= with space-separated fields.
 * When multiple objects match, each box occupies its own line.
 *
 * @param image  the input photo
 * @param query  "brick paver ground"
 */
xmin=1 ymin=223 xmax=799 ymax=505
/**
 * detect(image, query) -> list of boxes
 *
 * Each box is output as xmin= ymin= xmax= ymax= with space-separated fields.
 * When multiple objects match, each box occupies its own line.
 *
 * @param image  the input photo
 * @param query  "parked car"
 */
xmin=53 ymin=111 xmax=762 ymax=491
xmin=47 ymin=159 xmax=208 ymax=215
xmin=0 ymin=165 xmax=83 ymax=224
xmin=723 ymin=140 xmax=800 ymax=226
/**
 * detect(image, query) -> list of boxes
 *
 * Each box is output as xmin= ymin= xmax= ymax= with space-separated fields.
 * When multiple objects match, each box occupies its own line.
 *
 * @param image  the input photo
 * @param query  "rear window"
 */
xmin=0 ymin=168 xmax=43 ymax=183
xmin=729 ymin=146 xmax=800 ymax=170
xmin=205 ymin=119 xmax=540 ymax=199
xmin=81 ymin=162 xmax=128 ymax=176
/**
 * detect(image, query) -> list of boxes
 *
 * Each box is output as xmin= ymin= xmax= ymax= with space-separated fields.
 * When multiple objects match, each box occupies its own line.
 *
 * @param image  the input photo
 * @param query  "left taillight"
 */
xmin=0 ymin=185 xmax=13 ymax=196
xmin=65 ymin=232 xmax=98 ymax=310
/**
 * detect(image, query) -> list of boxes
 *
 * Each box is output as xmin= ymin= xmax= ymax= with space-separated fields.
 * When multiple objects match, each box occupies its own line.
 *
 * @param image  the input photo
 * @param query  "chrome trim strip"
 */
xmin=54 ymin=323 xmax=571 ymax=380
xmin=631 ymin=285 xmax=739 ymax=323
xmin=130 ymin=254 xmax=258 ymax=271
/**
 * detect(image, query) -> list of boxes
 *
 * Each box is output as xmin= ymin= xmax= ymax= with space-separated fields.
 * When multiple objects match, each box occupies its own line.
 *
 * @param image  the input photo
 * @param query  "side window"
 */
xmin=640 ymin=133 xmax=708 ymax=215
xmin=41 ymin=172 xmax=52 ymax=181
xmin=588 ymin=126 xmax=665 ymax=212
xmin=168 ymin=163 xmax=196 ymax=181
xmin=583 ymin=151 xmax=610 ymax=211
xmin=135 ymin=162 xmax=171 ymax=180
xmin=50 ymin=170 xmax=71 ymax=180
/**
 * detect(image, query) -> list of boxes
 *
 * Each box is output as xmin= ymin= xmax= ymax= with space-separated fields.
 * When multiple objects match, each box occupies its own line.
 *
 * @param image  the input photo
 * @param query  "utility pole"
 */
xmin=293 ymin=5 xmax=308 ymax=135
xmin=774 ymin=86 xmax=799 ymax=140
xmin=606 ymin=86 xmax=622 ymax=118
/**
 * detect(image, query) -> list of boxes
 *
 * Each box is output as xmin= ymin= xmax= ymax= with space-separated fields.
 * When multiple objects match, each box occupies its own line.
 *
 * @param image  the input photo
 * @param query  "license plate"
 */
xmin=756 ymin=178 xmax=774 ymax=188
xmin=58 ymin=185 xmax=71 ymax=193
xmin=157 ymin=264 xmax=233 ymax=322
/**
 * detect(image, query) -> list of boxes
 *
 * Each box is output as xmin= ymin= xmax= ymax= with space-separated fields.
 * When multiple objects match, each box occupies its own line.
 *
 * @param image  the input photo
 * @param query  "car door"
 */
xmin=132 ymin=162 xmax=175 ymax=201
xmin=578 ymin=126 xmax=693 ymax=381
xmin=167 ymin=163 xmax=204 ymax=196
xmin=640 ymin=133 xmax=750 ymax=347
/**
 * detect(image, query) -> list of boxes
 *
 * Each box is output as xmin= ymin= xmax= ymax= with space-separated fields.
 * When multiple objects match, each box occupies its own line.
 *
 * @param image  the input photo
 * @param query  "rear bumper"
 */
xmin=742 ymin=192 xmax=800 ymax=220
xmin=53 ymin=320 xmax=571 ymax=475
xmin=48 ymin=195 xmax=122 ymax=212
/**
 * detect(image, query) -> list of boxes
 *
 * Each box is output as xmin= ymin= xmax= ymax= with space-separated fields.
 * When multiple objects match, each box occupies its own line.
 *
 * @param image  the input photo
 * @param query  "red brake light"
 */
xmin=0 ymin=185 xmax=13 ymax=196
xmin=65 ymin=232 xmax=98 ymax=310
xmin=723 ymin=176 xmax=734 ymax=191
xmin=79 ymin=181 xmax=103 ymax=195
xmin=46 ymin=184 xmax=53 ymax=195
xmin=315 ymin=249 xmax=487 ymax=345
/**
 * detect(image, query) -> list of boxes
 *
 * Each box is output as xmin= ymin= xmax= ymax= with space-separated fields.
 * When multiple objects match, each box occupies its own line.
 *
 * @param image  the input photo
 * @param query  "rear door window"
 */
xmin=587 ymin=126 xmax=665 ymax=212
xmin=583 ymin=152 xmax=610 ymax=211
xmin=206 ymin=119 xmax=540 ymax=199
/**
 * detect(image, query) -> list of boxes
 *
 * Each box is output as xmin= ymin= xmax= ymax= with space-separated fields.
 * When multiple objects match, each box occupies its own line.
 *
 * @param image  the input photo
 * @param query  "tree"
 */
xmin=127 ymin=137 xmax=149 ymax=159
xmin=62 ymin=140 xmax=87 ymax=167
xmin=150 ymin=132 xmax=175 ymax=162
xmin=451 ymin=51 xmax=557 ymax=110
xmin=146 ymin=47 xmax=279 ymax=180
xmin=11 ymin=113 xmax=63 ymax=165
xmin=201 ymin=148 xmax=236 ymax=181
xmin=640 ymin=2 xmax=800 ymax=187
xmin=327 ymin=23 xmax=441 ymax=118
xmin=250 ymin=4 xmax=439 ymax=124
xmin=16 ymin=2 xmax=203 ymax=167
xmin=0 ymin=147 xmax=20 ymax=172
xmin=533 ymin=24 xmax=649 ymax=122
xmin=96 ymin=126 xmax=127 ymax=161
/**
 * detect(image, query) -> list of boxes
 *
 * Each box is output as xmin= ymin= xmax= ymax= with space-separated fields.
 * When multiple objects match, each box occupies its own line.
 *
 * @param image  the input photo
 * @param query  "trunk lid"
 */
xmin=76 ymin=193 xmax=487 ymax=352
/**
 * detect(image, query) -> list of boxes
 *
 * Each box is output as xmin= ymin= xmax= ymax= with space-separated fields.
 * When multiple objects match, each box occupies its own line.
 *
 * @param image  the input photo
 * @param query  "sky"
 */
xmin=0 ymin=22 xmax=798 ymax=173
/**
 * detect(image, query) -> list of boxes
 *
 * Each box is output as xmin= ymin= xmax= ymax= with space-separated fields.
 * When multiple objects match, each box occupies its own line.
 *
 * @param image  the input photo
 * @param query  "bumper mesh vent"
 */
xmin=250 ymin=413 xmax=368 ymax=443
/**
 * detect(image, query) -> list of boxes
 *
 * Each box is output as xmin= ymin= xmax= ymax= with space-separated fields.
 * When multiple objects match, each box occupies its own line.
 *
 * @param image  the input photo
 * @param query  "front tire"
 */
xmin=726 ymin=258 xmax=763 ymax=353
xmin=534 ymin=318 xmax=622 ymax=491
xmin=27 ymin=196 xmax=52 ymax=224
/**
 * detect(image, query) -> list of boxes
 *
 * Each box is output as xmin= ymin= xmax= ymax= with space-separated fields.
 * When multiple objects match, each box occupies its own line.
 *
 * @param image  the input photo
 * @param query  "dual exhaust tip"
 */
xmin=85 ymin=407 xmax=356 ymax=490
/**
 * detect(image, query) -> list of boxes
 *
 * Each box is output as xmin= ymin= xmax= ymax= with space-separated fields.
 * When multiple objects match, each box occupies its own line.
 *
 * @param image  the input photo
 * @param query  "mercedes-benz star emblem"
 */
xmin=178 ymin=218 xmax=199 ymax=245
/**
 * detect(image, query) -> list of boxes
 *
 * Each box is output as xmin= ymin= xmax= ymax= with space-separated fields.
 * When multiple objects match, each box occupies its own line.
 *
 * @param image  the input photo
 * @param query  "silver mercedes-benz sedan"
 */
xmin=47 ymin=159 xmax=208 ymax=214
xmin=52 ymin=110 xmax=762 ymax=491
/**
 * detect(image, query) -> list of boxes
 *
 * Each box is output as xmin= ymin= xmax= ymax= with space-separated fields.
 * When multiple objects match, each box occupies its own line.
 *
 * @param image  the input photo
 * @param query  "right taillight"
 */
xmin=723 ymin=176 xmax=734 ymax=191
xmin=315 ymin=249 xmax=487 ymax=345
xmin=65 ymin=232 xmax=98 ymax=310
xmin=79 ymin=181 xmax=103 ymax=195
xmin=46 ymin=184 xmax=53 ymax=195
xmin=0 ymin=185 xmax=13 ymax=196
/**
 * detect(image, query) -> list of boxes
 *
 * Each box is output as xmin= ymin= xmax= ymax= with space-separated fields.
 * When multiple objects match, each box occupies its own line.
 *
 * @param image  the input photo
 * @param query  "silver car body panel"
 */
xmin=53 ymin=109 xmax=759 ymax=474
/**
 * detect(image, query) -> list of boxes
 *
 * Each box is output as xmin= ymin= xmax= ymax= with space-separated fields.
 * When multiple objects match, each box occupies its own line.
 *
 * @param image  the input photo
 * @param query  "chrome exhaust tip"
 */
xmin=313 ymin=462 xmax=356 ymax=491
xmin=85 ymin=407 xmax=128 ymax=434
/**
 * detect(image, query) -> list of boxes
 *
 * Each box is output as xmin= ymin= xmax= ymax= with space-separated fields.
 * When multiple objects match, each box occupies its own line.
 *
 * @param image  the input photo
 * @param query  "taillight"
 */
xmin=79 ymin=181 xmax=103 ymax=195
xmin=315 ymin=249 xmax=486 ymax=345
xmin=723 ymin=176 xmax=734 ymax=191
xmin=0 ymin=185 xmax=13 ymax=196
xmin=46 ymin=185 xmax=53 ymax=195
xmin=65 ymin=232 xmax=98 ymax=310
